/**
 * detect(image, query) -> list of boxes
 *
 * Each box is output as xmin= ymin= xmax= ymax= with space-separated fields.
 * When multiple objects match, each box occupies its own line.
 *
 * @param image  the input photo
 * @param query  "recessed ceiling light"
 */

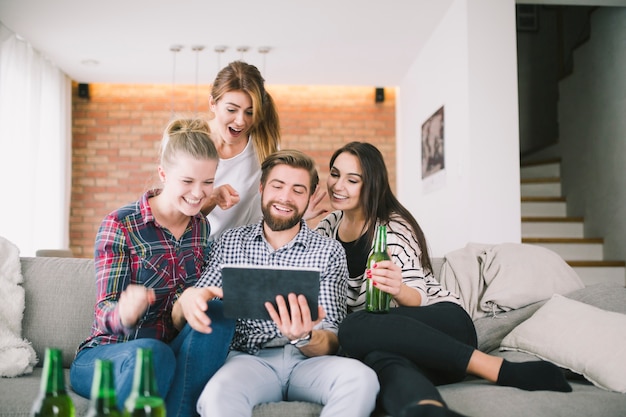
xmin=81 ymin=59 xmax=99 ymax=66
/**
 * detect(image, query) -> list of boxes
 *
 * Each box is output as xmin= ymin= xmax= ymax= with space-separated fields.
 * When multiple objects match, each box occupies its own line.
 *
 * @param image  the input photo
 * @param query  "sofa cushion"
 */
xmin=252 ymin=401 xmax=323 ymax=417
xmin=474 ymin=282 xmax=626 ymax=354
xmin=21 ymin=257 xmax=95 ymax=368
xmin=501 ymin=290 xmax=626 ymax=393
xmin=0 ymin=368 xmax=90 ymax=417
xmin=474 ymin=300 xmax=545 ymax=353
xmin=439 ymin=376 xmax=626 ymax=417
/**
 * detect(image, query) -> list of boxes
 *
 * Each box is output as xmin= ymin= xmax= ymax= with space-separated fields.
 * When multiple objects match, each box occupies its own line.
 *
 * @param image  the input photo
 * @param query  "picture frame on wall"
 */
xmin=421 ymin=105 xmax=446 ymax=193
xmin=421 ymin=106 xmax=444 ymax=180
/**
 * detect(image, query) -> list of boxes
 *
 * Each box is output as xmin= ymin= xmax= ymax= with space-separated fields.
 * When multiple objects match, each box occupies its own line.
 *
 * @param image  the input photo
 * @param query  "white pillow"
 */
xmin=500 ymin=294 xmax=626 ymax=393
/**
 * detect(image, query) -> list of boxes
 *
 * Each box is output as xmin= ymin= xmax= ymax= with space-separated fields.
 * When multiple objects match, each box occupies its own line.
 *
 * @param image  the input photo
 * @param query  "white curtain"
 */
xmin=0 ymin=22 xmax=72 ymax=256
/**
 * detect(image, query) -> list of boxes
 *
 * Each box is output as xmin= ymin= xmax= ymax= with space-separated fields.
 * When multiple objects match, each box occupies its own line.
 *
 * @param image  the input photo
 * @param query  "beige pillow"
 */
xmin=500 ymin=294 xmax=626 ymax=393
xmin=480 ymin=243 xmax=584 ymax=313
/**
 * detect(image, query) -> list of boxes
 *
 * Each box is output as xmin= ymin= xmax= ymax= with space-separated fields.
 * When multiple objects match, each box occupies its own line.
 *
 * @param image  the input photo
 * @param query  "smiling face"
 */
xmin=209 ymin=90 xmax=254 ymax=145
xmin=327 ymin=151 xmax=364 ymax=214
xmin=260 ymin=164 xmax=311 ymax=232
xmin=158 ymin=153 xmax=218 ymax=217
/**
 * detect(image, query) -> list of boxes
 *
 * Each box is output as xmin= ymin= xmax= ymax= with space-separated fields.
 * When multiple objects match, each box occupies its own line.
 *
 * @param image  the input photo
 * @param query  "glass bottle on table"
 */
xmin=86 ymin=359 xmax=121 ymax=417
xmin=123 ymin=348 xmax=166 ymax=417
xmin=365 ymin=225 xmax=391 ymax=313
xmin=30 ymin=347 xmax=75 ymax=417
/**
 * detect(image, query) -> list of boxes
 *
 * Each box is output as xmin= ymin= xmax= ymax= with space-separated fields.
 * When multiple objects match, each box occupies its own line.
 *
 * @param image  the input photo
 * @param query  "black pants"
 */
xmin=338 ymin=302 xmax=477 ymax=416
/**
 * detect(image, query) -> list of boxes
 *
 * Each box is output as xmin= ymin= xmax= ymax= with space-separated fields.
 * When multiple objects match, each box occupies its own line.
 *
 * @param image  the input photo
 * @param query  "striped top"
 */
xmin=315 ymin=210 xmax=460 ymax=312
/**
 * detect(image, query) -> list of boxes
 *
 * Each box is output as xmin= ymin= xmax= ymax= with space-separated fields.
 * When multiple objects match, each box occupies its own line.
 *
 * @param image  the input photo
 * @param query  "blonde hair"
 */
xmin=160 ymin=118 xmax=218 ymax=168
xmin=211 ymin=61 xmax=280 ymax=164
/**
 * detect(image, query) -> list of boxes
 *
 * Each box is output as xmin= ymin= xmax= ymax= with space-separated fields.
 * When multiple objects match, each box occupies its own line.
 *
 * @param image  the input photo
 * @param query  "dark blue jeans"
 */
xmin=70 ymin=300 xmax=235 ymax=417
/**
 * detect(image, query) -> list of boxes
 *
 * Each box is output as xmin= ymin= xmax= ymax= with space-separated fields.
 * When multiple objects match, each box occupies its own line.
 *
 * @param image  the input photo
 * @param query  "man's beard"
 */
xmin=262 ymin=200 xmax=303 ymax=231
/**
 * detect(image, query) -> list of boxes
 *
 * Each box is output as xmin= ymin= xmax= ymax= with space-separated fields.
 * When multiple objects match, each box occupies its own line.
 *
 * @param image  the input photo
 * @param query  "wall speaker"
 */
xmin=375 ymin=87 xmax=385 ymax=103
xmin=78 ymin=83 xmax=90 ymax=99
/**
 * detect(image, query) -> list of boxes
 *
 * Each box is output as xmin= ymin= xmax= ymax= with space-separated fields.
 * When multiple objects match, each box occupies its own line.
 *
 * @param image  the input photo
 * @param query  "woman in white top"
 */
xmin=316 ymin=142 xmax=572 ymax=417
xmin=202 ymin=61 xmax=280 ymax=240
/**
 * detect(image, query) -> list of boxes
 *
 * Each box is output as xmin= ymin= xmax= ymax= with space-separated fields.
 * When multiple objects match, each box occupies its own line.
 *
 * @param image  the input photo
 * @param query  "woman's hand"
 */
xmin=118 ymin=284 xmax=155 ymax=328
xmin=213 ymin=184 xmax=241 ymax=210
xmin=369 ymin=260 xmax=423 ymax=306
xmin=303 ymin=187 xmax=329 ymax=221
xmin=172 ymin=286 xmax=223 ymax=333
xmin=201 ymin=184 xmax=240 ymax=215
xmin=367 ymin=260 xmax=403 ymax=297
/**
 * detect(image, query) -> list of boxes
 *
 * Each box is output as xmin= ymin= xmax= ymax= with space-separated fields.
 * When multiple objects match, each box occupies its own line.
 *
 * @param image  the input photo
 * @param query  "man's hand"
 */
xmin=265 ymin=293 xmax=324 ymax=341
xmin=118 ymin=284 xmax=155 ymax=328
xmin=265 ymin=294 xmax=339 ymax=356
xmin=172 ymin=286 xmax=223 ymax=333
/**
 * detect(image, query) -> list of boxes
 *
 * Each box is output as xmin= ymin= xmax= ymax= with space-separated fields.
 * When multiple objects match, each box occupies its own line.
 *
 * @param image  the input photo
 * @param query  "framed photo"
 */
xmin=421 ymin=106 xmax=445 ymax=180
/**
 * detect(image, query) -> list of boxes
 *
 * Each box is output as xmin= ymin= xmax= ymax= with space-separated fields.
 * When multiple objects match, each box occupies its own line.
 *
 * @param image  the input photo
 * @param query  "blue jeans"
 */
xmin=70 ymin=300 xmax=235 ymax=417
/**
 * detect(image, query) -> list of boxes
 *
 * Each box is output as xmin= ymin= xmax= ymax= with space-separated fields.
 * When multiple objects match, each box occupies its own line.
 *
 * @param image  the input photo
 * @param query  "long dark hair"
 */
xmin=211 ymin=61 xmax=280 ymax=164
xmin=329 ymin=141 xmax=433 ymax=273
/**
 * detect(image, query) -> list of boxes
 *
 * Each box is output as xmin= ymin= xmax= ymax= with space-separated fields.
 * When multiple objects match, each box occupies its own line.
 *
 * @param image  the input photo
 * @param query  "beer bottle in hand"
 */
xmin=365 ymin=225 xmax=391 ymax=313
xmin=86 ymin=359 xmax=121 ymax=417
xmin=30 ymin=347 xmax=75 ymax=417
xmin=123 ymin=348 xmax=166 ymax=417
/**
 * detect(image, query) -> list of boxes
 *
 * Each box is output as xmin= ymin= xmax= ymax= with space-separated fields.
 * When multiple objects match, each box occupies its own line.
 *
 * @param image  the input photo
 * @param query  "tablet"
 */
xmin=221 ymin=264 xmax=321 ymax=321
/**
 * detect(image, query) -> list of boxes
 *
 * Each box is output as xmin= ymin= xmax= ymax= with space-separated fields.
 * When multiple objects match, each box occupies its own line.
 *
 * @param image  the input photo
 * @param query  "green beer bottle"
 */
xmin=365 ymin=225 xmax=391 ymax=313
xmin=86 ymin=359 xmax=121 ymax=417
xmin=123 ymin=348 xmax=166 ymax=417
xmin=30 ymin=347 xmax=75 ymax=417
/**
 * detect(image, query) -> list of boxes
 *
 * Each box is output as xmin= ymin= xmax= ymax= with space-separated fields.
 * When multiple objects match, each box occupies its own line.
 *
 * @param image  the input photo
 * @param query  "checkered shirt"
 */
xmin=196 ymin=219 xmax=348 ymax=354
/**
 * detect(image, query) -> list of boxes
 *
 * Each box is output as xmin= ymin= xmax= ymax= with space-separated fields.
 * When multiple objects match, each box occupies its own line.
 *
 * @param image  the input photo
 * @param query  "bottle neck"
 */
xmin=42 ymin=348 xmax=67 ymax=395
xmin=90 ymin=360 xmax=118 ymax=409
xmin=373 ymin=226 xmax=387 ymax=253
xmin=130 ymin=349 xmax=160 ymax=398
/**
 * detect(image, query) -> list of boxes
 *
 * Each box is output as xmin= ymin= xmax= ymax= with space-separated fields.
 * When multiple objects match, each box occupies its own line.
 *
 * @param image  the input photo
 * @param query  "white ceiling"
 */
xmin=0 ymin=0 xmax=457 ymax=86
xmin=0 ymin=0 xmax=621 ymax=86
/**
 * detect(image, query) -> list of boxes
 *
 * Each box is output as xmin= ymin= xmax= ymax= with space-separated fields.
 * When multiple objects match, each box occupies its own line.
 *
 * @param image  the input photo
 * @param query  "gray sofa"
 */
xmin=1 ymin=256 xmax=625 ymax=417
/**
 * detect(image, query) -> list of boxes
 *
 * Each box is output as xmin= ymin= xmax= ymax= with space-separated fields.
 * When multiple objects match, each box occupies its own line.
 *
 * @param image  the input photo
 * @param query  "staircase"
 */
xmin=520 ymin=158 xmax=626 ymax=286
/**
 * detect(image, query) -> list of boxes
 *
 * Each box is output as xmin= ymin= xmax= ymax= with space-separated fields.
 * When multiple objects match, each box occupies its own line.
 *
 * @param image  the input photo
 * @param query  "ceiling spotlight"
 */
xmin=170 ymin=45 xmax=183 ymax=116
xmin=214 ymin=45 xmax=227 ymax=53
xmin=236 ymin=46 xmax=250 ymax=60
xmin=257 ymin=47 xmax=272 ymax=77
xmin=192 ymin=45 xmax=205 ymax=52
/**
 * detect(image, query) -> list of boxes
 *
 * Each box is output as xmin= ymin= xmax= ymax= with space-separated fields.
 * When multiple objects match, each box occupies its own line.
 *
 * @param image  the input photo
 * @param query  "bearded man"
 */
xmin=172 ymin=149 xmax=379 ymax=417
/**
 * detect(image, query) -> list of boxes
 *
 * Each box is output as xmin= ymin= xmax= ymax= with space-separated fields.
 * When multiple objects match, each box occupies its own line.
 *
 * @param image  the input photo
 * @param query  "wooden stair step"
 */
xmin=520 ymin=177 xmax=561 ymax=184
xmin=520 ymin=157 xmax=561 ymax=167
xmin=567 ymin=260 xmax=626 ymax=267
xmin=521 ymin=196 xmax=566 ymax=202
xmin=522 ymin=216 xmax=583 ymax=222
xmin=522 ymin=237 xmax=603 ymax=244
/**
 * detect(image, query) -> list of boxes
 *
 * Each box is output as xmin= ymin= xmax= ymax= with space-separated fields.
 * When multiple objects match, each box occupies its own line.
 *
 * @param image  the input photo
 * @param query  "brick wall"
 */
xmin=70 ymin=82 xmax=396 ymax=257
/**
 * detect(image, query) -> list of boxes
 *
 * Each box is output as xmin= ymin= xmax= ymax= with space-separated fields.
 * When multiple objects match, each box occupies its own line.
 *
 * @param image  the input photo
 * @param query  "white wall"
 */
xmin=396 ymin=0 xmax=521 ymax=257
xmin=558 ymin=7 xmax=626 ymax=263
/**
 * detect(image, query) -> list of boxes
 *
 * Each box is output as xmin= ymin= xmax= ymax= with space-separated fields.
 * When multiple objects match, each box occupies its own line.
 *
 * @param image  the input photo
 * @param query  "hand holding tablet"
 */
xmin=221 ymin=265 xmax=321 ymax=321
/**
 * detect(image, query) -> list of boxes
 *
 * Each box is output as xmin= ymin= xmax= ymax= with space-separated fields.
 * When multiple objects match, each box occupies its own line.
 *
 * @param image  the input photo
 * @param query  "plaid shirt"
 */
xmin=197 ymin=219 xmax=348 ymax=355
xmin=77 ymin=190 xmax=210 ymax=353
